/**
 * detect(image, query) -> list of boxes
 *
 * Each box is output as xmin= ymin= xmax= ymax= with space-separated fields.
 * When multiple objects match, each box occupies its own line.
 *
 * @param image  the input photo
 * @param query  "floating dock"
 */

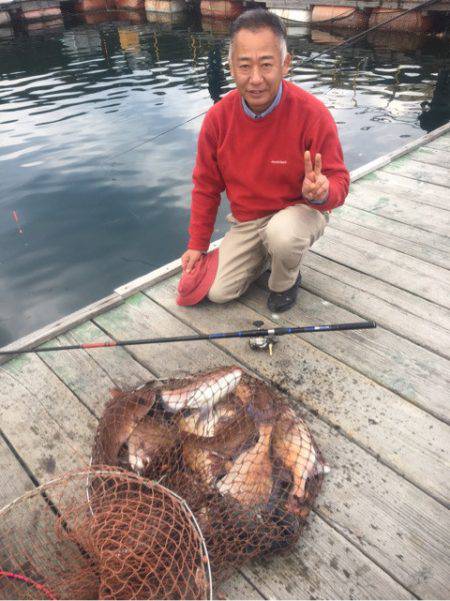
xmin=1 ymin=122 xmax=449 ymax=599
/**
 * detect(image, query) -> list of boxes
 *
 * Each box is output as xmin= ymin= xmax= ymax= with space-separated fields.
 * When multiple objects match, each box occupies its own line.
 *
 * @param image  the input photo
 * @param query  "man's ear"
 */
xmin=282 ymin=53 xmax=292 ymax=77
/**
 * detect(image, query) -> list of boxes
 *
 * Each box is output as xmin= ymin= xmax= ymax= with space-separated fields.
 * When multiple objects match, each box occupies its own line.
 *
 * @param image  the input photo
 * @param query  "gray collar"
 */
xmin=241 ymin=83 xmax=283 ymax=119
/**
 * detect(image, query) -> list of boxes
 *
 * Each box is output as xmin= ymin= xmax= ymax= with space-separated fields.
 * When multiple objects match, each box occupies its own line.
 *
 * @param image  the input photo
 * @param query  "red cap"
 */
xmin=176 ymin=249 xmax=219 ymax=306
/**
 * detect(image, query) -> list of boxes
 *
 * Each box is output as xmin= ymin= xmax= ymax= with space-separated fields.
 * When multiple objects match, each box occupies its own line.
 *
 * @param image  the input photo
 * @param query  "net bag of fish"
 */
xmin=0 ymin=468 xmax=212 ymax=600
xmin=92 ymin=366 xmax=329 ymax=581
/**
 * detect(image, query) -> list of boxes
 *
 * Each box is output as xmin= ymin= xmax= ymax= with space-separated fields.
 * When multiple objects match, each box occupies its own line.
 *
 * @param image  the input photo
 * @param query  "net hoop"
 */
xmin=86 ymin=464 xmax=214 ymax=600
xmin=0 ymin=570 xmax=56 ymax=600
xmin=1 ymin=468 xmax=213 ymax=601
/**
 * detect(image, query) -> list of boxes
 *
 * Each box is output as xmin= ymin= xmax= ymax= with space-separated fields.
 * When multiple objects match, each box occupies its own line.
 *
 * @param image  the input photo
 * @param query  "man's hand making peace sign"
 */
xmin=302 ymin=150 xmax=330 ymax=204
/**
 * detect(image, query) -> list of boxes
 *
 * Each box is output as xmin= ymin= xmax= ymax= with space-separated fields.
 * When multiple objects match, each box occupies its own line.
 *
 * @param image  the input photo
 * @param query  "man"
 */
xmin=180 ymin=9 xmax=349 ymax=313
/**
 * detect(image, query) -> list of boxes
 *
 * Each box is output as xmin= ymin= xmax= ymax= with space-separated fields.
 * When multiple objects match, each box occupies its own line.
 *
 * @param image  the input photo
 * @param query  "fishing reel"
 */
xmin=248 ymin=321 xmax=278 ymax=356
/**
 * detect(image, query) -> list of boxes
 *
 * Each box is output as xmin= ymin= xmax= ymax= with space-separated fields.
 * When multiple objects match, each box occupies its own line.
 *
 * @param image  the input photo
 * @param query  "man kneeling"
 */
xmin=179 ymin=9 xmax=349 ymax=313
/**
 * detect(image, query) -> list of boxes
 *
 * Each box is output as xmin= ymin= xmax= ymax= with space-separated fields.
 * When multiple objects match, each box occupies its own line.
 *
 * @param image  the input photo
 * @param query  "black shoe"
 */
xmin=267 ymin=272 xmax=302 ymax=313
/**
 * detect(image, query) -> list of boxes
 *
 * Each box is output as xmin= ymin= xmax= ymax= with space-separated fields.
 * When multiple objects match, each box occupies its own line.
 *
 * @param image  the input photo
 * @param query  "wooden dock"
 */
xmin=1 ymin=122 xmax=449 ymax=600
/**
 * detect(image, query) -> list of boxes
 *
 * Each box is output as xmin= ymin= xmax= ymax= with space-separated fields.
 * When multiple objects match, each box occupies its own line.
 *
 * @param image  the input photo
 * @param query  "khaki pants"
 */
xmin=208 ymin=204 xmax=329 ymax=304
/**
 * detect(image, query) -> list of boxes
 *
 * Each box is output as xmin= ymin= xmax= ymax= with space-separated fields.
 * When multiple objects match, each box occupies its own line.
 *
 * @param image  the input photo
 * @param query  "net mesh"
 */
xmin=0 ymin=366 xmax=327 ymax=599
xmin=91 ymin=366 xmax=327 ymax=580
xmin=0 ymin=469 xmax=211 ymax=600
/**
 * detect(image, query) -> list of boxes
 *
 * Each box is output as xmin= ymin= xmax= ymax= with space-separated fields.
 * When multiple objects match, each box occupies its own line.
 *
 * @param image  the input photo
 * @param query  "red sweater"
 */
xmin=188 ymin=79 xmax=350 ymax=251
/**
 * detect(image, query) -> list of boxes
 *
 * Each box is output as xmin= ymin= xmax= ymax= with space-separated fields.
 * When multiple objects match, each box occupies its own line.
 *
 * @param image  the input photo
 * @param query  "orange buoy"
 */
xmin=22 ymin=6 xmax=61 ymax=21
xmin=27 ymin=17 xmax=63 ymax=30
xmin=74 ymin=0 xmax=109 ymax=12
xmin=311 ymin=5 xmax=368 ymax=28
xmin=144 ymin=0 xmax=185 ymax=12
xmin=368 ymin=8 xmax=433 ymax=32
xmin=200 ymin=0 xmax=243 ymax=20
xmin=115 ymin=0 xmax=144 ymax=9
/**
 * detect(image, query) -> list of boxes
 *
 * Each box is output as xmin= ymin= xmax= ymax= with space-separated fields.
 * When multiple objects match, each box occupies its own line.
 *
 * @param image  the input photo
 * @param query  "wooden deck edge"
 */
xmin=114 ymin=239 xmax=222 ymax=299
xmin=350 ymin=121 xmax=450 ymax=182
xmin=2 ymin=124 xmax=449 ymax=355
xmin=0 ymin=294 xmax=123 ymax=361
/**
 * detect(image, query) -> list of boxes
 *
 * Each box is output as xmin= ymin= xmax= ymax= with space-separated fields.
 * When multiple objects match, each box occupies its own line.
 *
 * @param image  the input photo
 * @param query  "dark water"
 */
xmin=0 ymin=9 xmax=449 ymax=346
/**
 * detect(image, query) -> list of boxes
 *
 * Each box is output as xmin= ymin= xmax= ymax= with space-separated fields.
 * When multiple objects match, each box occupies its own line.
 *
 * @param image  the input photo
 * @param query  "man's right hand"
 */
xmin=181 ymin=249 xmax=202 ymax=273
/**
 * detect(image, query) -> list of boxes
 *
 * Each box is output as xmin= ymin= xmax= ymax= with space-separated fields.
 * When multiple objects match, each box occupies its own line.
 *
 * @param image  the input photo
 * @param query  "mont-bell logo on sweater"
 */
xmin=270 ymin=160 xmax=287 ymax=165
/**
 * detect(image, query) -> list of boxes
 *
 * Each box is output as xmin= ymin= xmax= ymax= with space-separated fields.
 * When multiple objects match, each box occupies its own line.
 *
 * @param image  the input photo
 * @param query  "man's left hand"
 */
xmin=302 ymin=151 xmax=330 ymax=203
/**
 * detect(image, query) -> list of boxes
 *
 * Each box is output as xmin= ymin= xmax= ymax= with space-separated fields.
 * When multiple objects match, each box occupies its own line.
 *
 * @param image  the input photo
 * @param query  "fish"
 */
xmin=234 ymin=378 xmax=276 ymax=424
xmin=178 ymin=400 xmax=237 ymax=438
xmin=217 ymin=423 xmax=273 ymax=508
xmin=272 ymin=407 xmax=329 ymax=510
xmin=127 ymin=416 xmax=177 ymax=475
xmin=91 ymin=386 xmax=156 ymax=466
xmin=183 ymin=437 xmax=231 ymax=487
xmin=160 ymin=366 xmax=242 ymax=412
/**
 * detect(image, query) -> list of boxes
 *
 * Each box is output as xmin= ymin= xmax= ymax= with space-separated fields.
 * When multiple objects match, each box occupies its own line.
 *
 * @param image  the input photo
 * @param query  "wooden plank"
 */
xmin=243 ymin=281 xmax=450 ymax=423
xmin=0 ymin=354 xmax=94 ymax=480
xmin=219 ymin=574 xmax=264 ymax=600
xmin=242 ymin=512 xmax=411 ymax=600
xmin=0 ymin=437 xmax=35 ymax=507
xmin=409 ymin=146 xmax=450 ymax=170
xmin=334 ymin=205 xmax=450 ymax=266
xmin=427 ymin=134 xmax=450 ymax=152
xmin=348 ymin=178 xmax=450 ymax=231
xmin=0 ymin=293 xmax=123 ymax=363
xmin=329 ymin=215 xmax=450 ymax=271
xmin=382 ymin=155 xmax=450 ymax=188
xmin=87 ymin=294 xmax=413 ymax=599
xmin=349 ymin=123 xmax=450 ymax=184
xmin=0 ymin=438 xmax=36 ymax=599
xmin=307 ymin=414 xmax=450 ymax=600
xmin=39 ymin=321 xmax=153 ymax=417
xmin=0 ymin=439 xmax=88 ymax=601
xmin=302 ymin=254 xmax=450 ymax=359
xmin=92 ymin=292 xmax=231 ymax=379
xmin=427 ymin=136 xmax=450 ymax=151
xmin=352 ymin=168 xmax=449 ymax=212
xmin=313 ymin=228 xmax=450 ymax=309
xmin=145 ymin=278 xmax=450 ymax=506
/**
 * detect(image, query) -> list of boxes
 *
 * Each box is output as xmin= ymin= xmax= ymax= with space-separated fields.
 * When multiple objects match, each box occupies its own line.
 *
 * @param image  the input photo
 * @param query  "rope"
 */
xmin=0 ymin=571 xmax=56 ymax=600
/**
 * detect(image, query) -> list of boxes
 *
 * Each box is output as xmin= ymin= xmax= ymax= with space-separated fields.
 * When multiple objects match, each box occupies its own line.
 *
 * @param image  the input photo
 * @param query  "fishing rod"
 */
xmin=0 ymin=320 xmax=376 ymax=355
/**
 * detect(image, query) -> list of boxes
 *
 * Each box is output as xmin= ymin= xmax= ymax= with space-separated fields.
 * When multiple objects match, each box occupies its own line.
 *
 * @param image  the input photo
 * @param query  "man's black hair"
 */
xmin=229 ymin=8 xmax=287 ymax=44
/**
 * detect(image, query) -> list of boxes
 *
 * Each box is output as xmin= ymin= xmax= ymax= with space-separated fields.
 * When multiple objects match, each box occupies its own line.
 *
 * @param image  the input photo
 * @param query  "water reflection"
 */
xmin=0 ymin=12 xmax=449 ymax=345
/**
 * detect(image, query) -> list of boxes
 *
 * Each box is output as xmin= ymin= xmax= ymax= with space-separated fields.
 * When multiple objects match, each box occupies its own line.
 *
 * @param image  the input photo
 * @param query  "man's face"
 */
xmin=230 ymin=27 xmax=291 ymax=115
